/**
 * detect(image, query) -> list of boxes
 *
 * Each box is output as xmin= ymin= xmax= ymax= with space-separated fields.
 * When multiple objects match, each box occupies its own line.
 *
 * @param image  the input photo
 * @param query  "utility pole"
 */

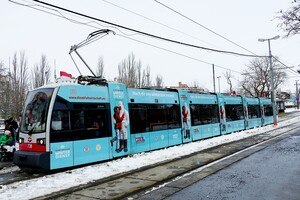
xmin=258 ymin=35 xmax=280 ymax=126
xmin=212 ymin=64 xmax=216 ymax=93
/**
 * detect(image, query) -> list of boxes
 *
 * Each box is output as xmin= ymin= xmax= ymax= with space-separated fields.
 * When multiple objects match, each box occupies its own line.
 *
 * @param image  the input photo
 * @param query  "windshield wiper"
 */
xmin=26 ymin=122 xmax=39 ymax=135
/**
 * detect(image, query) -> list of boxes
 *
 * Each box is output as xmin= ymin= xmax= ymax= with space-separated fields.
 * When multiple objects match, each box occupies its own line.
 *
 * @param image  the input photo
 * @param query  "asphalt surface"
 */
xmin=164 ymin=128 xmax=300 ymax=200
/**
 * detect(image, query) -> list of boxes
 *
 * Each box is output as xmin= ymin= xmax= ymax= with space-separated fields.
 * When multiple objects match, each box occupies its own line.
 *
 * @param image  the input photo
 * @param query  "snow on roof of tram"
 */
xmin=36 ymin=80 xmax=79 ymax=89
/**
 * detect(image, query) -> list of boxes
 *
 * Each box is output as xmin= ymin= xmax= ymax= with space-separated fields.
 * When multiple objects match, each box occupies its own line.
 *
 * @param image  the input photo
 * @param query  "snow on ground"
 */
xmin=284 ymin=107 xmax=300 ymax=113
xmin=0 ymin=166 xmax=19 ymax=175
xmin=1 ymin=115 xmax=300 ymax=200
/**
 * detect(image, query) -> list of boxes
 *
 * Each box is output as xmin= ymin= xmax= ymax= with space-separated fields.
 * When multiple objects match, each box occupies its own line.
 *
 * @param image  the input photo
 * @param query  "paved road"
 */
xmin=164 ymin=128 xmax=300 ymax=200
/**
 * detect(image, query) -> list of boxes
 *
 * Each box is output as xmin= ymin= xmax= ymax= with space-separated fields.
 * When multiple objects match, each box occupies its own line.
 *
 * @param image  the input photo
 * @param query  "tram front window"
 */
xmin=20 ymin=88 xmax=54 ymax=133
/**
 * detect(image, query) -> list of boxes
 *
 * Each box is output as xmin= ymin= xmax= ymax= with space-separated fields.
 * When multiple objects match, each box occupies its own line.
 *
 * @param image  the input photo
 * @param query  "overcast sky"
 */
xmin=1 ymin=0 xmax=300 ymax=93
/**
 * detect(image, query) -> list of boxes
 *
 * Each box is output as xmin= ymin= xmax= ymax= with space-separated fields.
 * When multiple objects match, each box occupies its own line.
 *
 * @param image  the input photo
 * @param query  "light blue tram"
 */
xmin=220 ymin=95 xmax=246 ymax=134
xmin=260 ymin=98 xmax=274 ymax=126
xmin=128 ymin=88 xmax=182 ymax=154
xmin=245 ymin=97 xmax=262 ymax=129
xmin=13 ymin=79 xmax=276 ymax=171
xmin=187 ymin=92 xmax=220 ymax=141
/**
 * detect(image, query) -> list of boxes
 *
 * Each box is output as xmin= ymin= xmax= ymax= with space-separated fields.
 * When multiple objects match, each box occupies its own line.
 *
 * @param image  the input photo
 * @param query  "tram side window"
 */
xmin=70 ymin=106 xmax=111 ymax=139
xmin=248 ymin=105 xmax=261 ymax=119
xmin=51 ymin=110 xmax=70 ymax=131
xmin=72 ymin=110 xmax=85 ymax=130
xmin=264 ymin=105 xmax=273 ymax=116
xmin=50 ymin=101 xmax=111 ymax=142
xmin=210 ymin=105 xmax=220 ymax=123
xmin=190 ymin=105 xmax=201 ymax=126
xmin=190 ymin=104 xmax=219 ymax=126
xmin=167 ymin=104 xmax=181 ymax=129
xmin=129 ymin=104 xmax=181 ymax=134
xmin=148 ymin=105 xmax=168 ymax=131
xmin=225 ymin=104 xmax=244 ymax=121
xmin=129 ymin=104 xmax=148 ymax=134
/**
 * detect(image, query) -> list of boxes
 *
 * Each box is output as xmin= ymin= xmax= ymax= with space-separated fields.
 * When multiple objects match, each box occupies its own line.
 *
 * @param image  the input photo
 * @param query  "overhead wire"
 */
xmin=154 ymin=0 xmax=258 ymax=56
xmin=25 ymin=0 xmax=267 ymax=58
xmin=11 ymin=0 xmax=300 ymax=79
xmin=117 ymin=34 xmax=241 ymax=74
xmin=154 ymin=0 xmax=300 ymax=78
xmin=11 ymin=0 xmax=138 ymax=37
xmin=100 ymin=0 xmax=220 ymax=49
xmin=273 ymin=57 xmax=300 ymax=76
xmin=9 ymin=0 xmax=244 ymax=75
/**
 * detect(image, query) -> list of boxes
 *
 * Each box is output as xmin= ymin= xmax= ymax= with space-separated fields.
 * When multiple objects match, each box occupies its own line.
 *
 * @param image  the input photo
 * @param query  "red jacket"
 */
xmin=114 ymin=113 xmax=125 ymax=129
xmin=182 ymin=110 xmax=188 ymax=122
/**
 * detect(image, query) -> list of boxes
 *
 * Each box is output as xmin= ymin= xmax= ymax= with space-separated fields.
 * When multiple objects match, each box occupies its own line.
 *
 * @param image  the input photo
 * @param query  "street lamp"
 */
xmin=258 ymin=35 xmax=280 ymax=126
xmin=217 ymin=76 xmax=221 ymax=93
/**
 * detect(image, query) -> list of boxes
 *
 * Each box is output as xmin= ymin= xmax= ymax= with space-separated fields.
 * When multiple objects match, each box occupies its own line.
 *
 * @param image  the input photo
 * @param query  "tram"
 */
xmin=13 ymin=77 xmax=275 ymax=171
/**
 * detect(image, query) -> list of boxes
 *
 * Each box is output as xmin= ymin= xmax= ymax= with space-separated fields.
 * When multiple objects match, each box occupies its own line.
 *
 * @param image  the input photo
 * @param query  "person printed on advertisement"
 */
xmin=182 ymin=103 xmax=190 ymax=139
xmin=111 ymin=106 xmax=123 ymax=152
xmin=118 ymin=101 xmax=129 ymax=152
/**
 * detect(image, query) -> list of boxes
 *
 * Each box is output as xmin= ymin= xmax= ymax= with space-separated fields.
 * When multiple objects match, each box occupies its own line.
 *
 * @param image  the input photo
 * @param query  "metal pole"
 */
xmin=74 ymin=49 xmax=96 ymax=77
xmin=267 ymin=39 xmax=277 ymax=125
xmin=212 ymin=64 xmax=216 ymax=93
xmin=217 ymin=76 xmax=221 ymax=93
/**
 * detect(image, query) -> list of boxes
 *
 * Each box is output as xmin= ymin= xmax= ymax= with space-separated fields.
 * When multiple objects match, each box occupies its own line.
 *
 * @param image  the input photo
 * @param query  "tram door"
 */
xmin=108 ymin=83 xmax=131 ymax=158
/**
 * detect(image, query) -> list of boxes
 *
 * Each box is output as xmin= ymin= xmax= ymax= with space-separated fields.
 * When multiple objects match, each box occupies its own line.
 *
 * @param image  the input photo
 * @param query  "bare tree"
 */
xmin=32 ymin=54 xmax=51 ymax=89
xmin=154 ymin=75 xmax=164 ymax=88
xmin=187 ymin=81 xmax=207 ymax=92
xmin=117 ymin=53 xmax=154 ymax=88
xmin=239 ymin=57 xmax=287 ymax=97
xmin=277 ymin=0 xmax=300 ymax=37
xmin=141 ymin=65 xmax=152 ymax=88
xmin=0 ymin=61 xmax=4 ymax=77
xmin=117 ymin=53 xmax=139 ymax=88
xmin=96 ymin=56 xmax=105 ymax=77
xmin=0 ymin=61 xmax=6 ymax=118
xmin=10 ymin=51 xmax=30 ymax=117
xmin=224 ymin=71 xmax=234 ymax=93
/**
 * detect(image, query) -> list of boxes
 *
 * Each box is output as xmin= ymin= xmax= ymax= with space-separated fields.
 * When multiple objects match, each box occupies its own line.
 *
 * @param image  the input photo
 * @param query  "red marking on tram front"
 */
xmin=19 ymin=143 xmax=46 ymax=152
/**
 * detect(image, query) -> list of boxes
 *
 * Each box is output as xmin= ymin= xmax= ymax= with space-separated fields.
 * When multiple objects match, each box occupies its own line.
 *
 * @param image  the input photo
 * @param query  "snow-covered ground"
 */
xmin=1 ymin=113 xmax=300 ymax=200
xmin=285 ymin=107 xmax=300 ymax=113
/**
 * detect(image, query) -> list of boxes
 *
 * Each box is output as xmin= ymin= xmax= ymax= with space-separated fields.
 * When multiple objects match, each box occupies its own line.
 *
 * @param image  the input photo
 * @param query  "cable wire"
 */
xmin=117 ymin=34 xmax=242 ymax=74
xmin=27 ymin=0 xmax=266 ymax=58
xmin=10 ymin=0 xmax=244 ymax=74
xmin=154 ymin=0 xmax=258 ymax=56
xmin=100 ymin=0 xmax=220 ymax=48
xmin=273 ymin=57 xmax=300 ymax=77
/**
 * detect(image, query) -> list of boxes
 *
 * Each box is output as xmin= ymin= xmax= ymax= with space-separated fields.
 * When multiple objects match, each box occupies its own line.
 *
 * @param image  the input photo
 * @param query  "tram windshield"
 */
xmin=20 ymin=88 xmax=54 ymax=134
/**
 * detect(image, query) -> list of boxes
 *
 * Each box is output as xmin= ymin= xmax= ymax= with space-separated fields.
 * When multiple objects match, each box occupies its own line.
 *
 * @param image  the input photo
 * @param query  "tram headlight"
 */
xmin=37 ymin=138 xmax=46 ymax=145
xmin=19 ymin=138 xmax=24 ymax=144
